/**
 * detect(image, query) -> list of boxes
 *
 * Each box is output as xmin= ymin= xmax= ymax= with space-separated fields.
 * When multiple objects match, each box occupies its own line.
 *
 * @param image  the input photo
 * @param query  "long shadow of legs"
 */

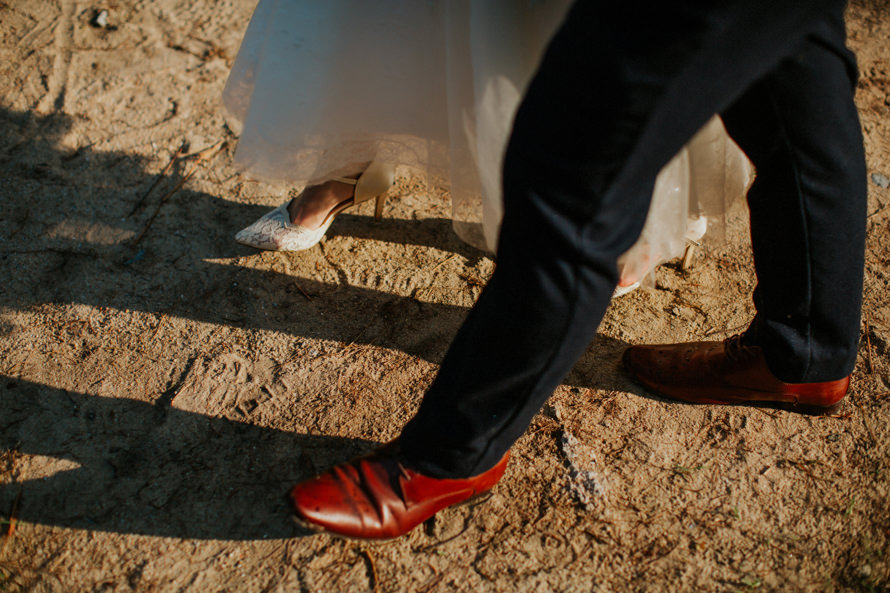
xmin=1 ymin=105 xmax=640 ymax=388
xmin=1 ymin=109 xmax=642 ymax=544
xmin=0 ymin=106 xmax=485 ymax=364
xmin=0 ymin=376 xmax=375 ymax=540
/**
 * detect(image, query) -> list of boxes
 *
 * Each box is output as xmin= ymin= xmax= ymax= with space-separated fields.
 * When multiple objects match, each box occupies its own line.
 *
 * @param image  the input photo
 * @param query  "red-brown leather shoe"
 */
xmin=622 ymin=335 xmax=849 ymax=413
xmin=289 ymin=444 xmax=509 ymax=540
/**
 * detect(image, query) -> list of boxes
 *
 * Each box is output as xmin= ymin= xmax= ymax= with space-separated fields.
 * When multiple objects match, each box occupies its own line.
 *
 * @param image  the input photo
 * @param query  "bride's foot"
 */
xmin=235 ymin=163 xmax=394 ymax=252
xmin=286 ymin=178 xmax=357 ymax=230
xmin=612 ymin=215 xmax=708 ymax=298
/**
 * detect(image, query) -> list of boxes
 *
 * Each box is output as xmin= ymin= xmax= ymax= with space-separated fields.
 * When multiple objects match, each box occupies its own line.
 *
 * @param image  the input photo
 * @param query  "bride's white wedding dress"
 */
xmin=223 ymin=0 xmax=752 ymax=286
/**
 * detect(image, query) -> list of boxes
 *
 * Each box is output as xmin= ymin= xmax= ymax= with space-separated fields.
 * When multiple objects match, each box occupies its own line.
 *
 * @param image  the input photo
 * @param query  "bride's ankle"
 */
xmin=287 ymin=180 xmax=355 ymax=228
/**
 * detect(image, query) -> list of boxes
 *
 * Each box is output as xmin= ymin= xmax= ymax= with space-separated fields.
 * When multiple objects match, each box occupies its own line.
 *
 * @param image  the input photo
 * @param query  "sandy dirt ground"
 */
xmin=1 ymin=1 xmax=889 ymax=591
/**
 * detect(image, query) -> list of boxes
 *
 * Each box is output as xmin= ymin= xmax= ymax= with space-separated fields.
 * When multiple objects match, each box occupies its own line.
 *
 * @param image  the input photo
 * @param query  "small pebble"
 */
xmin=90 ymin=9 xmax=109 ymax=28
xmin=872 ymin=173 xmax=890 ymax=189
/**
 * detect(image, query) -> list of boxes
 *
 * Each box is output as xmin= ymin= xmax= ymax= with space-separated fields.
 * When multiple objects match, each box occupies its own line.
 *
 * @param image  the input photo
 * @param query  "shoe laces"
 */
xmin=724 ymin=334 xmax=757 ymax=362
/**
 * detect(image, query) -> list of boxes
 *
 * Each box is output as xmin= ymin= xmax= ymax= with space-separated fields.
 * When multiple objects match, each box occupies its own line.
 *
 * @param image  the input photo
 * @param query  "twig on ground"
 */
xmin=867 ymin=202 xmax=890 ymax=219
xmin=180 ymin=140 xmax=227 ymax=162
xmin=1 ymin=486 xmax=22 ymax=556
xmin=786 ymin=459 xmax=838 ymax=493
xmin=429 ymin=253 xmax=458 ymax=272
xmin=417 ymin=574 xmax=445 ymax=593
xmin=273 ymin=350 xmax=302 ymax=373
xmin=752 ymin=407 xmax=781 ymax=419
xmin=129 ymin=142 xmax=187 ymax=216
xmin=420 ymin=522 xmax=472 ymax=551
xmin=361 ymin=549 xmax=379 ymax=593
xmin=292 ymin=280 xmax=312 ymax=301
xmin=149 ymin=314 xmax=167 ymax=342
xmin=130 ymin=140 xmax=226 ymax=245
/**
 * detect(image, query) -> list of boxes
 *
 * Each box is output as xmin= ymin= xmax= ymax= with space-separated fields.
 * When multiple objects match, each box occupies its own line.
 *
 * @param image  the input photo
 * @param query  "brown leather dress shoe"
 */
xmin=290 ymin=444 xmax=509 ymax=540
xmin=623 ymin=335 xmax=848 ymax=413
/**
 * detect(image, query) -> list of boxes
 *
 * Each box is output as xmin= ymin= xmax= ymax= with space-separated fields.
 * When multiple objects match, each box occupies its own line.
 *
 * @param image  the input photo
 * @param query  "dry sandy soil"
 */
xmin=1 ymin=1 xmax=889 ymax=592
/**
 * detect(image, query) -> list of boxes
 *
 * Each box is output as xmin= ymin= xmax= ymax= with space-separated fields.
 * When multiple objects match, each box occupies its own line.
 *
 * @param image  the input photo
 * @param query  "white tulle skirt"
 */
xmin=222 ymin=0 xmax=752 ymax=280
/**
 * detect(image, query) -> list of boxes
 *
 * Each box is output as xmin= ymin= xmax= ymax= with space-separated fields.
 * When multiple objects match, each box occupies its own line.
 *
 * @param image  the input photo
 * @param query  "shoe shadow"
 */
xmin=327 ymin=214 xmax=488 ymax=263
xmin=565 ymin=332 xmax=638 ymax=394
xmin=0 ymin=376 xmax=377 ymax=540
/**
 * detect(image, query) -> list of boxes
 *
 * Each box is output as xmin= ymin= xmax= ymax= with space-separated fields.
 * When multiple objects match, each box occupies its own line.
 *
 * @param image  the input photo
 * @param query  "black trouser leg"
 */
xmin=400 ymin=0 xmax=863 ymax=478
xmin=720 ymin=15 xmax=867 ymax=382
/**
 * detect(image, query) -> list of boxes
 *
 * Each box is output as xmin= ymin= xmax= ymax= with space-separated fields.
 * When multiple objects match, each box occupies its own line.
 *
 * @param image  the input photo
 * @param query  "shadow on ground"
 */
xmin=0 ymin=376 xmax=377 ymax=540
xmin=0 ymin=107 xmax=488 ymax=364
xmin=0 ymin=105 xmax=633 ymax=381
xmin=0 ymin=107 xmax=639 ymax=539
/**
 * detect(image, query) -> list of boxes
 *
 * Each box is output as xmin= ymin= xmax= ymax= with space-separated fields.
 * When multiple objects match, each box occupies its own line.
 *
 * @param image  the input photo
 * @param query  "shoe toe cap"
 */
xmin=622 ymin=345 xmax=662 ymax=383
xmin=290 ymin=475 xmax=373 ymax=536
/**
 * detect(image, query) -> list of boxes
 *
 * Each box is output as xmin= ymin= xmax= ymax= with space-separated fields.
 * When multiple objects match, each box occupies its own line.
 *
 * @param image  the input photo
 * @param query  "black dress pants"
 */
xmin=400 ymin=0 xmax=866 ymax=478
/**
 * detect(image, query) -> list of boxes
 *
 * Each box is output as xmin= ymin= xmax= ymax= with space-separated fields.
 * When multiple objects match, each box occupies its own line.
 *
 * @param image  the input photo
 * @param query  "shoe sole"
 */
xmin=666 ymin=394 xmax=845 ymax=416
xmin=289 ymin=490 xmax=495 ymax=542
xmin=291 ymin=512 xmax=411 ymax=543
xmin=622 ymin=362 xmax=845 ymax=416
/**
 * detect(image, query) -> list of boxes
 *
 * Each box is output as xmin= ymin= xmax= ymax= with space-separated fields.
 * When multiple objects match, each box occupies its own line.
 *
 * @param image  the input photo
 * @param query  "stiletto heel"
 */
xmin=612 ymin=215 xmax=708 ymax=298
xmin=235 ymin=163 xmax=395 ymax=251
xmin=374 ymin=195 xmax=385 ymax=221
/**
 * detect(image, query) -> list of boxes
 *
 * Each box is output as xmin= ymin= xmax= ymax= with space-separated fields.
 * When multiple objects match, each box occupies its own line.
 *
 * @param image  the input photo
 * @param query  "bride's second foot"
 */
xmin=612 ymin=215 xmax=708 ymax=298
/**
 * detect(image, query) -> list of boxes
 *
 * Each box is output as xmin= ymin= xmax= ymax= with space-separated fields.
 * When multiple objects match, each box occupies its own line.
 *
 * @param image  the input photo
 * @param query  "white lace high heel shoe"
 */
xmin=235 ymin=162 xmax=395 ymax=251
